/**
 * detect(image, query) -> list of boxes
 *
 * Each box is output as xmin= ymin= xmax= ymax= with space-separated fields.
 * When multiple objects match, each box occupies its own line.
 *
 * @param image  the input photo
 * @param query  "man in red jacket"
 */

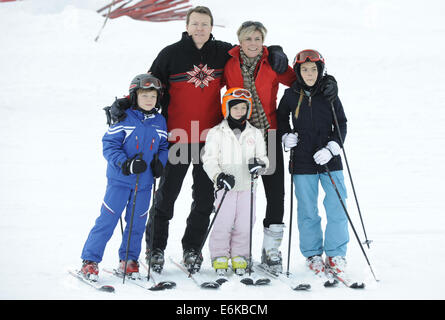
xmin=110 ymin=6 xmax=291 ymax=274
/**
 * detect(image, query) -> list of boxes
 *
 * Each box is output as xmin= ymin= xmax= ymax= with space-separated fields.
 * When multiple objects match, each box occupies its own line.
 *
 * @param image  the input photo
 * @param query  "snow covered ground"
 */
xmin=1 ymin=0 xmax=445 ymax=303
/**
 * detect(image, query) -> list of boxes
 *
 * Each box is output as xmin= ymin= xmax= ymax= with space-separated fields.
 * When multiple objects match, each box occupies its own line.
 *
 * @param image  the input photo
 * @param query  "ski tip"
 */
xmin=99 ymin=285 xmax=115 ymax=293
xmin=293 ymin=283 xmax=311 ymax=291
xmin=216 ymin=278 xmax=228 ymax=285
xmin=200 ymin=282 xmax=220 ymax=289
xmin=324 ymin=279 xmax=339 ymax=288
xmin=255 ymin=278 xmax=271 ymax=286
xmin=350 ymin=282 xmax=365 ymax=289
xmin=148 ymin=281 xmax=176 ymax=291
xmin=240 ymin=278 xmax=254 ymax=286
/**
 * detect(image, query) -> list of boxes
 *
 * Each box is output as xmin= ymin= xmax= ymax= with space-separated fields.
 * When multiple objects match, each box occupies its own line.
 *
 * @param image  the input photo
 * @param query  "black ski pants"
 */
xmin=261 ymin=131 xmax=285 ymax=228
xmin=145 ymin=143 xmax=215 ymax=252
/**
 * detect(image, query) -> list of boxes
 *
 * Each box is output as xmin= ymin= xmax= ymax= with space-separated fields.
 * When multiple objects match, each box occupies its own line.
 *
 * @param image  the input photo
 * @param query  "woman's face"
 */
xmin=300 ymin=61 xmax=318 ymax=87
xmin=239 ymin=30 xmax=263 ymax=58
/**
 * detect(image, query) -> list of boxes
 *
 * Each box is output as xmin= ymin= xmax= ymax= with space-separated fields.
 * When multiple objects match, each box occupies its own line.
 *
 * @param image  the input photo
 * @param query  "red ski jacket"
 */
xmin=223 ymin=46 xmax=296 ymax=130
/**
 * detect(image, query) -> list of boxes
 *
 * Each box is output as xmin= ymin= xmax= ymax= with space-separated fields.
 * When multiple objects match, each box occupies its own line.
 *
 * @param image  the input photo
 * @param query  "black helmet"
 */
xmin=292 ymin=49 xmax=325 ymax=89
xmin=129 ymin=74 xmax=163 ymax=109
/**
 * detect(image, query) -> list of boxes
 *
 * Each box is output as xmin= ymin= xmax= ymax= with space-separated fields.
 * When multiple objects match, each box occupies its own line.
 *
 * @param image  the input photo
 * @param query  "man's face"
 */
xmin=186 ymin=12 xmax=212 ymax=49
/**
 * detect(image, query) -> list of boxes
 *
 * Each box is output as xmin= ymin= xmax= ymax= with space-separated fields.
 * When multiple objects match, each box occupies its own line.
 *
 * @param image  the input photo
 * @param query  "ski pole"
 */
xmin=147 ymin=178 xmax=157 ymax=280
xmin=248 ymin=172 xmax=257 ymax=276
xmin=286 ymin=148 xmax=295 ymax=277
xmin=94 ymin=0 xmax=116 ymax=42
xmin=123 ymin=153 xmax=143 ymax=284
xmin=323 ymin=164 xmax=379 ymax=282
xmin=188 ymin=188 xmax=229 ymax=277
xmin=330 ymin=101 xmax=372 ymax=248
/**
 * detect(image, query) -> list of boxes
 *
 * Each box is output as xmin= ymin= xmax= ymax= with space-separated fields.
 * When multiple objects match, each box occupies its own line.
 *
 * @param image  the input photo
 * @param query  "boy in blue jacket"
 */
xmin=80 ymin=74 xmax=168 ymax=281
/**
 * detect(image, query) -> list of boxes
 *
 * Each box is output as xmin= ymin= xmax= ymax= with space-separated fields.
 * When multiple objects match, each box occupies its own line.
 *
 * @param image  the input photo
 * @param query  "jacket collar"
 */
xmin=180 ymin=31 xmax=215 ymax=50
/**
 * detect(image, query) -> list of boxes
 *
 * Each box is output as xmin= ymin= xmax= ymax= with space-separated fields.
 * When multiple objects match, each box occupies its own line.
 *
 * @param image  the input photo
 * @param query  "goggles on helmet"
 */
xmin=293 ymin=49 xmax=325 ymax=67
xmin=129 ymin=75 xmax=162 ymax=92
xmin=222 ymin=88 xmax=253 ymax=120
xmin=225 ymin=88 xmax=252 ymax=99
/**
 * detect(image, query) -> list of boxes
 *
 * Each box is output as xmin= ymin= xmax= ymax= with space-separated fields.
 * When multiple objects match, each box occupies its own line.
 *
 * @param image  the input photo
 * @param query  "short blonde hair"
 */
xmin=237 ymin=21 xmax=267 ymax=42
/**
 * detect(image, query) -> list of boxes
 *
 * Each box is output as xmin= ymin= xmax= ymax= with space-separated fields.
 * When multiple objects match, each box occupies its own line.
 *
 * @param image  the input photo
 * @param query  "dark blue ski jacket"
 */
xmin=102 ymin=108 xmax=169 ymax=190
xmin=277 ymin=80 xmax=347 ymax=174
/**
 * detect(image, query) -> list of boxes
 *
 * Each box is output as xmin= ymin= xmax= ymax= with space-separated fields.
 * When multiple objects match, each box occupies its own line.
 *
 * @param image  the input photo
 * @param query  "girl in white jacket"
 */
xmin=202 ymin=88 xmax=269 ymax=276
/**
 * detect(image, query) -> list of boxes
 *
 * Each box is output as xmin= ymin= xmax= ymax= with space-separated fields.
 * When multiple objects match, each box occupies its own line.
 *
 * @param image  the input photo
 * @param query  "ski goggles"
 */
xmin=293 ymin=49 xmax=325 ymax=66
xmin=140 ymin=78 xmax=162 ymax=90
xmin=226 ymin=88 xmax=252 ymax=99
xmin=130 ymin=77 xmax=162 ymax=91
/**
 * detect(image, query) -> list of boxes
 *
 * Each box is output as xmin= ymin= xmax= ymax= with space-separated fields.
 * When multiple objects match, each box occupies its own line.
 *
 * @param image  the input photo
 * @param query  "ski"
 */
xmin=254 ymin=263 xmax=310 ymax=290
xmin=323 ymin=271 xmax=340 ymax=288
xmin=237 ymin=267 xmax=271 ymax=286
xmin=326 ymin=269 xmax=365 ymax=289
xmin=213 ymin=269 xmax=229 ymax=285
xmin=139 ymin=260 xmax=177 ymax=291
xmin=168 ymin=256 xmax=220 ymax=289
xmin=103 ymin=268 xmax=153 ymax=290
xmin=68 ymin=269 xmax=115 ymax=293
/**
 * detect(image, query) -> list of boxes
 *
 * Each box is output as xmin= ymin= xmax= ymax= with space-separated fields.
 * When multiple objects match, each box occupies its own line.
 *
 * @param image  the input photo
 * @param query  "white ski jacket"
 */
xmin=202 ymin=120 xmax=269 ymax=191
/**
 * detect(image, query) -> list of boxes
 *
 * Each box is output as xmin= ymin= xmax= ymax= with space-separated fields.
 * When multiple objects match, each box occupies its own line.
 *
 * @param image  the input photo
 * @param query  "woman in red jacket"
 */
xmin=223 ymin=21 xmax=338 ymax=273
xmin=223 ymin=21 xmax=295 ymax=273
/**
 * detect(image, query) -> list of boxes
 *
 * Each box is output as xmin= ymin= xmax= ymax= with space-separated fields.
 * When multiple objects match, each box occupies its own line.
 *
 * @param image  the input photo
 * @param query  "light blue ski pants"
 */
xmin=293 ymin=170 xmax=349 ymax=258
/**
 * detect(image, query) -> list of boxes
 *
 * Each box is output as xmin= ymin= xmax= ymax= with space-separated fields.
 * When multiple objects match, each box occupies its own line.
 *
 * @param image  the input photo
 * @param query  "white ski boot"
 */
xmin=261 ymin=224 xmax=284 ymax=274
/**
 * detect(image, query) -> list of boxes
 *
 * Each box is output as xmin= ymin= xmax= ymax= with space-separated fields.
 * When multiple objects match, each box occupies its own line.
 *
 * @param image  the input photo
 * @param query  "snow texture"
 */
xmin=1 ymin=0 xmax=445 ymax=301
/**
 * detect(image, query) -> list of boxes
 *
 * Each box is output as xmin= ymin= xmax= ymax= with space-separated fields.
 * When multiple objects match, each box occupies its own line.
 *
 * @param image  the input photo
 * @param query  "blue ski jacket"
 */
xmin=102 ymin=108 xmax=169 ymax=190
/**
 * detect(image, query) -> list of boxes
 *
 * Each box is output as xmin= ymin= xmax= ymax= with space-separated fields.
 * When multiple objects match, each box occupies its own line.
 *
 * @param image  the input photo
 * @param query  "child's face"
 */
xmin=300 ymin=61 xmax=318 ymax=87
xmin=137 ymin=90 xmax=157 ymax=111
xmin=230 ymin=102 xmax=248 ymax=120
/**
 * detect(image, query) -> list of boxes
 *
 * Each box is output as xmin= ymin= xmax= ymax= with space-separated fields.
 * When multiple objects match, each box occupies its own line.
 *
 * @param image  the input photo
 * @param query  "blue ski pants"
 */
xmin=293 ymin=170 xmax=349 ymax=258
xmin=81 ymin=183 xmax=151 ymax=263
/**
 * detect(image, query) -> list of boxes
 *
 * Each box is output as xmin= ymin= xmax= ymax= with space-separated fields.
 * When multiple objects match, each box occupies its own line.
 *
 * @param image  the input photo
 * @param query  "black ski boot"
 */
xmin=146 ymin=248 xmax=165 ymax=273
xmin=183 ymin=248 xmax=203 ymax=274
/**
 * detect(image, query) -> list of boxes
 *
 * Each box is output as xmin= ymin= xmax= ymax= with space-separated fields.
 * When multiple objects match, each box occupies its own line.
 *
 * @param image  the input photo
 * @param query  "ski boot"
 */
xmin=212 ymin=256 xmax=229 ymax=284
xmin=183 ymin=248 xmax=203 ymax=274
xmin=146 ymin=248 xmax=165 ymax=273
xmin=118 ymin=260 xmax=141 ymax=280
xmin=80 ymin=260 xmax=99 ymax=281
xmin=231 ymin=256 xmax=248 ymax=276
xmin=261 ymin=224 xmax=284 ymax=274
xmin=306 ymin=255 xmax=325 ymax=276
xmin=325 ymin=256 xmax=347 ymax=277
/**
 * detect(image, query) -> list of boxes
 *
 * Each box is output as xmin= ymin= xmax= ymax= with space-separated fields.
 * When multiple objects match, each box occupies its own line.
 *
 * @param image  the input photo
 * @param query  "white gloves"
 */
xmin=282 ymin=133 xmax=298 ymax=149
xmin=327 ymin=141 xmax=341 ymax=156
xmin=313 ymin=141 xmax=341 ymax=165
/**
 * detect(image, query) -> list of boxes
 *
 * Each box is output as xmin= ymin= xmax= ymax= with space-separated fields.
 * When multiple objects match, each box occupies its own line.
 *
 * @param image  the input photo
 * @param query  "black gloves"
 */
xmin=122 ymin=154 xmax=147 ymax=176
xmin=216 ymin=173 xmax=235 ymax=191
xmin=150 ymin=154 xmax=164 ymax=178
xmin=110 ymin=97 xmax=131 ymax=123
xmin=319 ymin=75 xmax=338 ymax=103
xmin=267 ymin=45 xmax=289 ymax=74
xmin=248 ymin=158 xmax=266 ymax=175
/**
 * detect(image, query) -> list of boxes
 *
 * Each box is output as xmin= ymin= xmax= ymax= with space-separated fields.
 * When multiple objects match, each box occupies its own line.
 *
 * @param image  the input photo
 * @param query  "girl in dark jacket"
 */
xmin=277 ymin=49 xmax=349 ymax=278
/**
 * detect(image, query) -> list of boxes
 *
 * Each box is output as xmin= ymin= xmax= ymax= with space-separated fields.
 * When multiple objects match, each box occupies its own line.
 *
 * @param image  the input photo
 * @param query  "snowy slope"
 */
xmin=1 ymin=0 xmax=445 ymax=301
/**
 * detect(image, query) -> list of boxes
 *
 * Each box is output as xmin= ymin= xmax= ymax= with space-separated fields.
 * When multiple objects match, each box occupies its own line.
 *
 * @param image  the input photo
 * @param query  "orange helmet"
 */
xmin=221 ymin=87 xmax=253 ymax=120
